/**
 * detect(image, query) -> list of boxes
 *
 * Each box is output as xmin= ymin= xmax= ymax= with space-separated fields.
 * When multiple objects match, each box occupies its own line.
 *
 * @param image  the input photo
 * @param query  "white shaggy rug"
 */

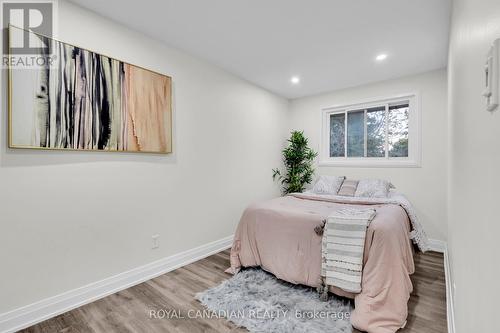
xmin=196 ymin=268 xmax=353 ymax=333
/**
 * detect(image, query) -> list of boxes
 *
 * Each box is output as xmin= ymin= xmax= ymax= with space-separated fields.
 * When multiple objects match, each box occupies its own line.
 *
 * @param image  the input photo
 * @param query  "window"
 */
xmin=320 ymin=94 xmax=420 ymax=167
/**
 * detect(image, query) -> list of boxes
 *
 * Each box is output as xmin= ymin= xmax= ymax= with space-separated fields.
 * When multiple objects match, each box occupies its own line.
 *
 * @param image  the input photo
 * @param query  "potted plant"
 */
xmin=272 ymin=131 xmax=318 ymax=195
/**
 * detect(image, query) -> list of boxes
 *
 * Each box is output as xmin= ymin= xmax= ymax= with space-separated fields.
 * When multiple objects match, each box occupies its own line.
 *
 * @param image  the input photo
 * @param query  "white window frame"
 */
xmin=320 ymin=93 xmax=421 ymax=168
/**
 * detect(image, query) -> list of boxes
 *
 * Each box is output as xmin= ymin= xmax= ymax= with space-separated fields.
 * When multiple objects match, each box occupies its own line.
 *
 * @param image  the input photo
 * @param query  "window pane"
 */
xmin=367 ymin=107 xmax=386 ymax=157
xmin=347 ymin=110 xmax=364 ymax=157
xmin=388 ymin=104 xmax=409 ymax=157
xmin=329 ymin=113 xmax=345 ymax=157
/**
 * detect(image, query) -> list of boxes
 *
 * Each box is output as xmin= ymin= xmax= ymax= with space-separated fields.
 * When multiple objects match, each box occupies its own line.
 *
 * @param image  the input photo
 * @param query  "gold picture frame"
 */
xmin=8 ymin=25 xmax=173 ymax=154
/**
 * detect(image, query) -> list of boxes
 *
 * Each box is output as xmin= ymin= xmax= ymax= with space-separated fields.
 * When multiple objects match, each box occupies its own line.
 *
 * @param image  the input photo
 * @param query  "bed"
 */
xmin=227 ymin=191 xmax=429 ymax=333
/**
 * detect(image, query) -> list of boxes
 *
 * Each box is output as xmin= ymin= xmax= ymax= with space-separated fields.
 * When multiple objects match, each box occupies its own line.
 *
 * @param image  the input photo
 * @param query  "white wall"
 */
xmin=289 ymin=69 xmax=448 ymax=241
xmin=448 ymin=0 xmax=500 ymax=331
xmin=0 ymin=1 xmax=288 ymax=314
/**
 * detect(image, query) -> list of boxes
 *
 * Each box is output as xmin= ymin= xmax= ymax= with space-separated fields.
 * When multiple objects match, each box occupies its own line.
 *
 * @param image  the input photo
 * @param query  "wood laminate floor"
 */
xmin=21 ymin=250 xmax=447 ymax=333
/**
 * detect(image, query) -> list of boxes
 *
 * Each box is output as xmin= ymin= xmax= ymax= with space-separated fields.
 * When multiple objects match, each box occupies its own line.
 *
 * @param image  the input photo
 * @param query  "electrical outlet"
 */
xmin=152 ymin=235 xmax=160 ymax=249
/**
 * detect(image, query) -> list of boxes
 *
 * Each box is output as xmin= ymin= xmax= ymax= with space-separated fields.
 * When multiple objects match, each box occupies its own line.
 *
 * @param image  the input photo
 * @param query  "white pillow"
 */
xmin=354 ymin=179 xmax=393 ymax=198
xmin=311 ymin=176 xmax=345 ymax=195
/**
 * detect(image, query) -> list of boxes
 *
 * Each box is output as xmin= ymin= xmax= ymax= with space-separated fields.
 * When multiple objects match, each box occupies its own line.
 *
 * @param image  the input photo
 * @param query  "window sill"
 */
xmin=318 ymin=159 xmax=421 ymax=168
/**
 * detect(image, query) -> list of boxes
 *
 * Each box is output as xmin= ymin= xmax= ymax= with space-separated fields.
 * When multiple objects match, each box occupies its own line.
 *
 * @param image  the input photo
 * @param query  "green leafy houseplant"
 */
xmin=272 ymin=131 xmax=318 ymax=195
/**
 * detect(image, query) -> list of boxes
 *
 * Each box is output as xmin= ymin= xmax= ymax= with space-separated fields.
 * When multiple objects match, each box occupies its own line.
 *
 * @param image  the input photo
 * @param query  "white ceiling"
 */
xmin=69 ymin=0 xmax=451 ymax=99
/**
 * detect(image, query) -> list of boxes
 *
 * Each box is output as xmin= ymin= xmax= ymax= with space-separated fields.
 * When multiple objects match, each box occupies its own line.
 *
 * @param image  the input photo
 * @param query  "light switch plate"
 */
xmin=484 ymin=38 xmax=500 ymax=112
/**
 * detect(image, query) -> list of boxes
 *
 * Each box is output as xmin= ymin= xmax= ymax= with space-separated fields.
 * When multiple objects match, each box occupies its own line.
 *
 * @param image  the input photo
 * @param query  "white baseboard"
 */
xmin=428 ymin=238 xmax=455 ymax=333
xmin=428 ymin=238 xmax=447 ymax=253
xmin=443 ymin=243 xmax=456 ymax=333
xmin=0 ymin=235 xmax=233 ymax=333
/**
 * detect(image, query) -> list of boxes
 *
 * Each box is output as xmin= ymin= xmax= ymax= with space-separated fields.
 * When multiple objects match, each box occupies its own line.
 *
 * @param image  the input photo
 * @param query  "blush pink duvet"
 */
xmin=228 ymin=194 xmax=415 ymax=333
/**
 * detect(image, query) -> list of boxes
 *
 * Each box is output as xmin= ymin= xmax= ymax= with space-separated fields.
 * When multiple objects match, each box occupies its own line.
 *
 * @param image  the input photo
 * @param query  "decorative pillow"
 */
xmin=311 ymin=176 xmax=345 ymax=195
xmin=354 ymin=179 xmax=392 ymax=198
xmin=337 ymin=179 xmax=359 ymax=197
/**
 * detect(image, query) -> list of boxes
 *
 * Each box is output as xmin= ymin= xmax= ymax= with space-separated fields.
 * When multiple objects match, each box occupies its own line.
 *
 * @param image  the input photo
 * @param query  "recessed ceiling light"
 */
xmin=290 ymin=76 xmax=300 ymax=84
xmin=376 ymin=54 xmax=388 ymax=61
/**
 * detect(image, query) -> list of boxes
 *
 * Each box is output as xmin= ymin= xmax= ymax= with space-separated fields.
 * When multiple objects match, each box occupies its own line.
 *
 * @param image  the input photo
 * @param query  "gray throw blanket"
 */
xmin=317 ymin=207 xmax=376 ymax=298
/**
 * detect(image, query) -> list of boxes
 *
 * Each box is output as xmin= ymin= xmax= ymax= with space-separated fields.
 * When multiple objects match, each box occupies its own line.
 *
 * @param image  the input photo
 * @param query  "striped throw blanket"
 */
xmin=320 ymin=207 xmax=376 ymax=294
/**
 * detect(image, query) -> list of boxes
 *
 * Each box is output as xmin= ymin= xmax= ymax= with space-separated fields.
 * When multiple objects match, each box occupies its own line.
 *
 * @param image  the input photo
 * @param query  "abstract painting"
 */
xmin=8 ymin=26 xmax=172 ymax=153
